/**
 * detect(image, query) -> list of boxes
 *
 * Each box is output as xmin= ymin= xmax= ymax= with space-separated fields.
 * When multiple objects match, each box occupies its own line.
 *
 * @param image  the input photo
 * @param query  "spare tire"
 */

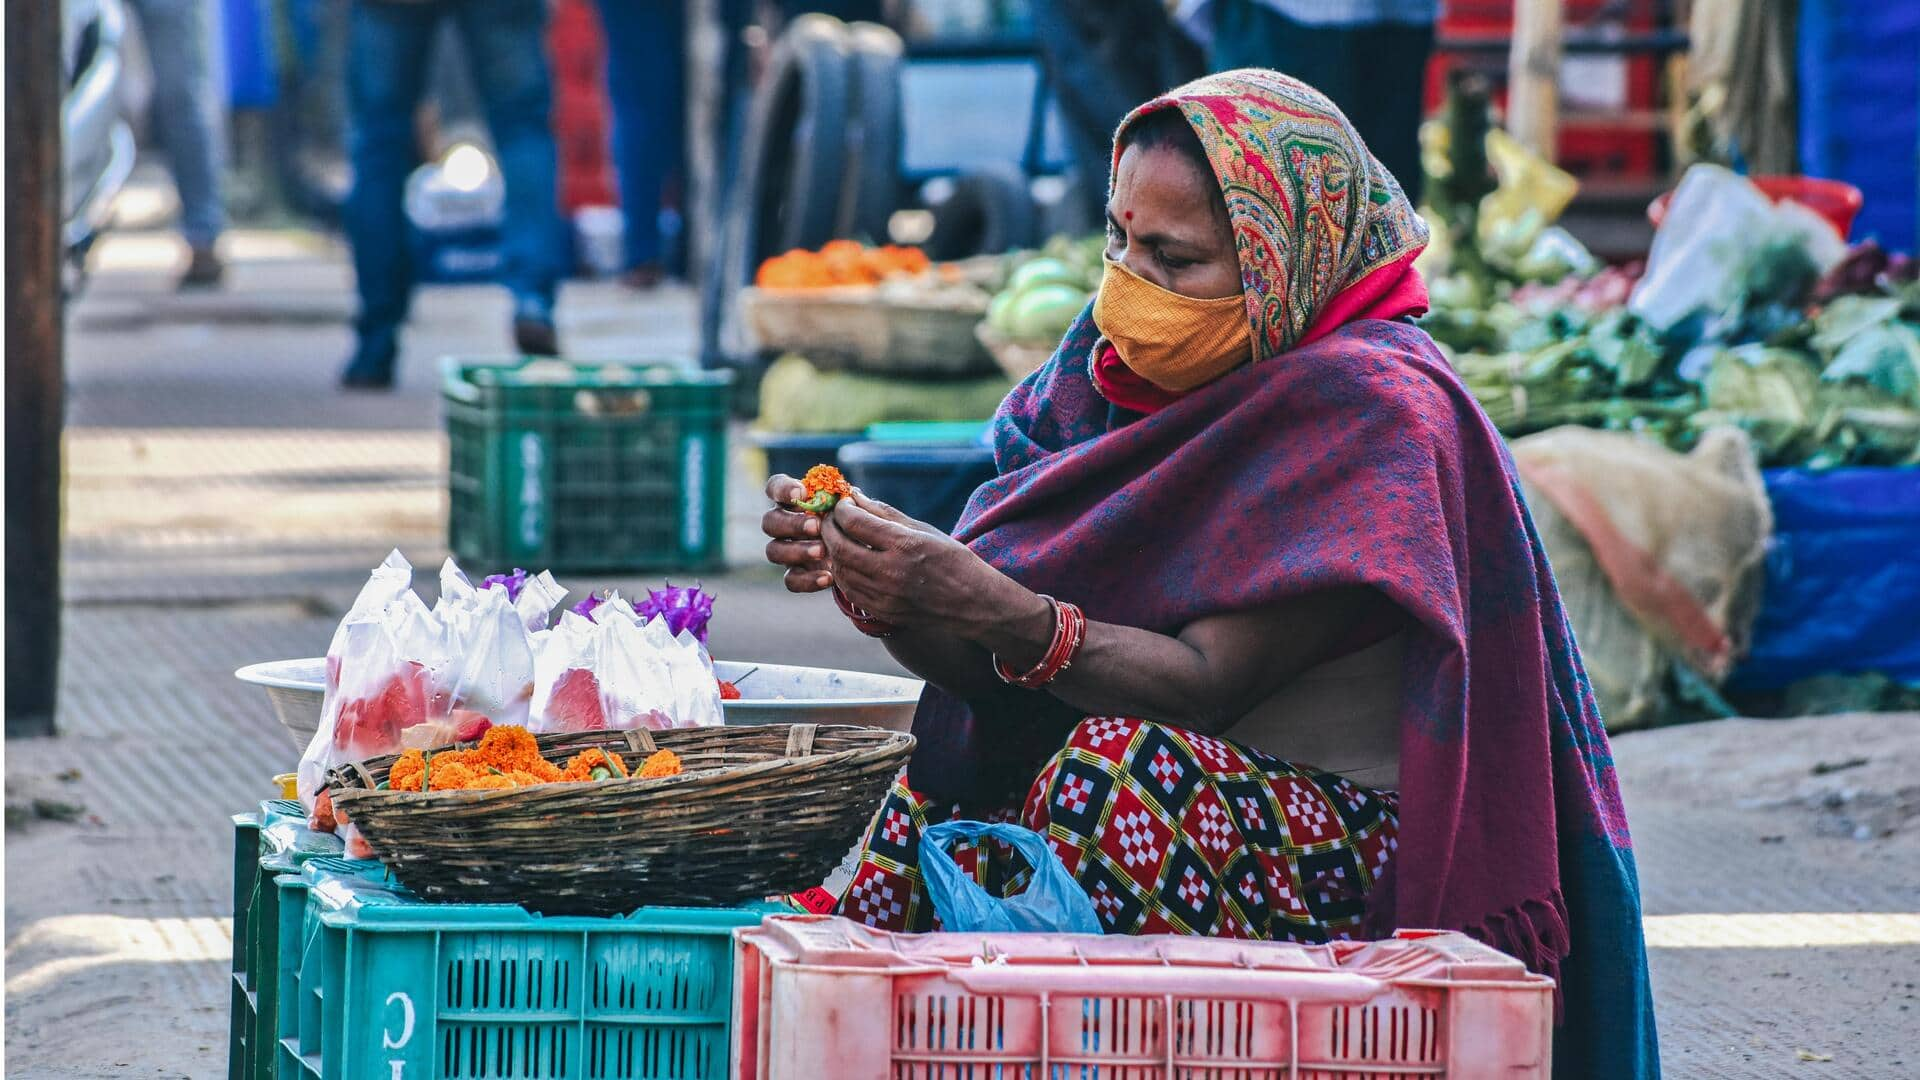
xmin=702 ymin=15 xmax=852 ymax=371
xmin=837 ymin=22 xmax=904 ymax=243
xmin=754 ymin=14 xmax=853 ymax=253
xmin=924 ymin=163 xmax=1038 ymax=261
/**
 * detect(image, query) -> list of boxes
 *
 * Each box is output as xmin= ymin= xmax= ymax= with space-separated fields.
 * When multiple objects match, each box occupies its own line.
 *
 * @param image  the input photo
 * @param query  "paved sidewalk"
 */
xmin=6 ymin=229 xmax=1918 ymax=1077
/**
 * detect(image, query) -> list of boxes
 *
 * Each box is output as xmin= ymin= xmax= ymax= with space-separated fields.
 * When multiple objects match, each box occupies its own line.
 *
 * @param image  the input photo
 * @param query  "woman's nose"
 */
xmin=1117 ymin=245 xmax=1172 ymax=290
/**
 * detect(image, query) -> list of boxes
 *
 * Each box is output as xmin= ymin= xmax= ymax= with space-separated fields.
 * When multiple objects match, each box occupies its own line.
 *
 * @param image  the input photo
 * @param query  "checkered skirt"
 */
xmin=839 ymin=716 xmax=1398 ymax=939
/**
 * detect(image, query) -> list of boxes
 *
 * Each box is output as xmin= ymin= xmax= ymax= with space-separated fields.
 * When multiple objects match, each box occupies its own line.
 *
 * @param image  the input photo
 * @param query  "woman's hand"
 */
xmin=823 ymin=494 xmax=1052 ymax=644
xmin=761 ymin=474 xmax=833 ymax=593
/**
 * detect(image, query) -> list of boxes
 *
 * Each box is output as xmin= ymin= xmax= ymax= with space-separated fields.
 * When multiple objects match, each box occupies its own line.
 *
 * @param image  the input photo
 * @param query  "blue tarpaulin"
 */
xmin=1798 ymin=0 xmax=1920 ymax=251
xmin=1734 ymin=468 xmax=1920 ymax=689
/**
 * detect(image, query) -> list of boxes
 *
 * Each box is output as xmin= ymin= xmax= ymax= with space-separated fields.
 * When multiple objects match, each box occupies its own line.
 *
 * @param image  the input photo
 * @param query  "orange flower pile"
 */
xmin=383 ymin=725 xmax=690 ymax=793
xmin=755 ymin=240 xmax=931 ymax=289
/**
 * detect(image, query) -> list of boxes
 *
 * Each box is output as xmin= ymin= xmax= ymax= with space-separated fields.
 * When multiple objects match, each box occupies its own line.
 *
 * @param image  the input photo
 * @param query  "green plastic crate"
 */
xmin=443 ymin=358 xmax=733 ymax=573
xmin=278 ymin=859 xmax=773 ymax=1080
xmin=229 ymin=801 xmax=345 ymax=1080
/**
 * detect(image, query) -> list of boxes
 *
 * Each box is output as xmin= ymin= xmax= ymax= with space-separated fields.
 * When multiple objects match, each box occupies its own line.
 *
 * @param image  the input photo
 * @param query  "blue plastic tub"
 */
xmin=837 ymin=439 xmax=998 ymax=534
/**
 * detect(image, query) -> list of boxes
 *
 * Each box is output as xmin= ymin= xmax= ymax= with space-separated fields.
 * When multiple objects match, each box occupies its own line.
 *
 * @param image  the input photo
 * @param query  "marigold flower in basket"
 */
xmin=469 ymin=724 xmax=544 ymax=773
xmin=561 ymin=748 xmax=629 ymax=782
xmin=794 ymin=465 xmax=852 ymax=514
xmin=638 ymin=749 xmax=683 ymax=779
xmin=427 ymin=761 xmax=487 ymax=792
xmin=388 ymin=749 xmax=428 ymax=792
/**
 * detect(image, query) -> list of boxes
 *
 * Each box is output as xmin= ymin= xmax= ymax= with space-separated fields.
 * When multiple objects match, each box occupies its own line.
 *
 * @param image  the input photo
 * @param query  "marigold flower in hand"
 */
xmin=794 ymin=464 xmax=852 ymax=514
xmin=638 ymin=749 xmax=683 ymax=779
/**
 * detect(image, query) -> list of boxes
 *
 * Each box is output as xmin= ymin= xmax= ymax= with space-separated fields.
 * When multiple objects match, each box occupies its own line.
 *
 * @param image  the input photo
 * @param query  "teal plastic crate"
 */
xmin=278 ymin=862 xmax=772 ymax=1080
xmin=274 ymin=858 xmax=408 ymax=1080
xmin=443 ymin=358 xmax=733 ymax=574
xmin=230 ymin=801 xmax=345 ymax=1080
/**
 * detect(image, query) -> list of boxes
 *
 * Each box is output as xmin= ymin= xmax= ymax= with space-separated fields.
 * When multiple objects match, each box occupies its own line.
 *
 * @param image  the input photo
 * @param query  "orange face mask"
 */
xmin=1091 ymin=259 xmax=1254 ymax=393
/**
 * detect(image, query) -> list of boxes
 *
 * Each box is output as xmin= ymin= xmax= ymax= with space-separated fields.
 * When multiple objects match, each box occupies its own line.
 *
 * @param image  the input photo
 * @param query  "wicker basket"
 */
xmin=974 ymin=323 xmax=1058 ymax=382
xmin=740 ymin=285 xmax=995 ymax=377
xmin=327 ymin=724 xmax=913 ymax=915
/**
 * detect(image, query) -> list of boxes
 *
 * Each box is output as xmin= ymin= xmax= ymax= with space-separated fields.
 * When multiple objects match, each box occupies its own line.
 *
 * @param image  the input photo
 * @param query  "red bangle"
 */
xmin=994 ymin=596 xmax=1085 ymax=689
xmin=833 ymin=587 xmax=896 ymax=638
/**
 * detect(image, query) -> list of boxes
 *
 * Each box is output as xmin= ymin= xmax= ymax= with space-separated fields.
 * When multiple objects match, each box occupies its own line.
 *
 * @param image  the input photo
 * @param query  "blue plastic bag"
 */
xmin=920 ymin=821 xmax=1103 ymax=934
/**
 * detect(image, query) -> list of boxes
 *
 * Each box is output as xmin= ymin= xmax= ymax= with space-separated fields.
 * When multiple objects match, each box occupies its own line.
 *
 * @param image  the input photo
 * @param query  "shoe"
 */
xmin=340 ymin=333 xmax=398 ymax=391
xmin=619 ymin=264 xmax=666 ymax=290
xmin=512 ymin=299 xmax=560 ymax=356
xmin=177 ymin=246 xmax=225 ymax=290
xmin=339 ymin=363 xmax=395 ymax=391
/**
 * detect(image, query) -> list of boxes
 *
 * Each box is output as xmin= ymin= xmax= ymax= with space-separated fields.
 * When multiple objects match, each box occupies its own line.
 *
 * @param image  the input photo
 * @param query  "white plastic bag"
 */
xmin=324 ymin=549 xmax=414 ymax=694
xmin=423 ymin=560 xmax=566 ymax=741
xmin=529 ymin=598 xmax=724 ymax=734
xmin=1630 ymin=164 xmax=1847 ymax=332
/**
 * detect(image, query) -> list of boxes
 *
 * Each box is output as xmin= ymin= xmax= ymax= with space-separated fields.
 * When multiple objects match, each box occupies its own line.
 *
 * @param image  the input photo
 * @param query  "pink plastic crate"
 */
xmin=731 ymin=917 xmax=1554 ymax=1079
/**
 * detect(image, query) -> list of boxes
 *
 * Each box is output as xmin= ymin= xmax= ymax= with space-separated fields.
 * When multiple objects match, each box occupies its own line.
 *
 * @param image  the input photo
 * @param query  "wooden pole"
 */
xmin=7 ymin=0 xmax=65 ymax=737
xmin=1508 ymin=0 xmax=1564 ymax=158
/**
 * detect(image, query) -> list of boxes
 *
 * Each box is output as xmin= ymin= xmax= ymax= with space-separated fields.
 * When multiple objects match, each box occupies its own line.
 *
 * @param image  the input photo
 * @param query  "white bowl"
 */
xmin=235 ymin=657 xmax=924 ymax=749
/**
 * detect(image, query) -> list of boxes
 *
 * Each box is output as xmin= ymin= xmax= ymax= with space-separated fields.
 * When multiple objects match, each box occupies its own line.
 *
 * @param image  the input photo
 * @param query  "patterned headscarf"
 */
xmin=1114 ymin=69 xmax=1430 ymax=361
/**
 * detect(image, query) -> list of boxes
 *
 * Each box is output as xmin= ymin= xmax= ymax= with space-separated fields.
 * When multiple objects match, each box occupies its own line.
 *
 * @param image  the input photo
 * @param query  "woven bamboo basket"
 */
xmin=326 ymin=724 xmax=913 ymax=915
xmin=739 ymin=285 xmax=995 ymax=376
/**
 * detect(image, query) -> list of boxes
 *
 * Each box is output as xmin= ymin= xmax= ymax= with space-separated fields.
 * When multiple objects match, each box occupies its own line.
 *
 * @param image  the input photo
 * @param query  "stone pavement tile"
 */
xmin=1614 ymin=712 xmax=1920 ymax=1073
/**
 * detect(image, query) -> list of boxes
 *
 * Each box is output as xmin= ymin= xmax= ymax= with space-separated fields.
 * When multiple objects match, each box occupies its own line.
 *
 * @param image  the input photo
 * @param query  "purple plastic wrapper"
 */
xmin=637 ymin=584 xmax=715 ymax=645
xmin=481 ymin=568 xmax=531 ymax=600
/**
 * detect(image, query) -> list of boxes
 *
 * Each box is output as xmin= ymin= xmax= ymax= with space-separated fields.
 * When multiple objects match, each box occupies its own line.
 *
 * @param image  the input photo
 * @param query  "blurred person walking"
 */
xmin=593 ymin=0 xmax=686 ymax=288
xmin=127 ymin=0 xmax=229 ymax=288
xmin=340 ymin=0 xmax=567 ymax=390
xmin=1197 ymin=0 xmax=1435 ymax=203
xmin=1033 ymin=0 xmax=1204 ymax=224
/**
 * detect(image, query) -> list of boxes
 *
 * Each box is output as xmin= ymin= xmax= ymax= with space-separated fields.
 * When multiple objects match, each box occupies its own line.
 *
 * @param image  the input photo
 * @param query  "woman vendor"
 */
xmin=762 ymin=69 xmax=1658 ymax=1076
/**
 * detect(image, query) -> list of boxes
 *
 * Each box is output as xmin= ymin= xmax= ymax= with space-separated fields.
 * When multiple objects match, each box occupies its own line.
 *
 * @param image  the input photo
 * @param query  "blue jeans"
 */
xmin=345 ymin=0 xmax=565 ymax=366
xmin=595 ymin=0 xmax=684 ymax=269
xmin=128 ymin=0 xmax=228 ymax=250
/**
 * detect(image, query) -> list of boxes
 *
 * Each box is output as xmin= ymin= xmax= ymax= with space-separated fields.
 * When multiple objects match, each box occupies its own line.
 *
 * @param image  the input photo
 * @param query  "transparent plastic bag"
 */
xmin=420 ymin=560 xmax=564 ymax=743
xmin=1631 ymin=164 xmax=1847 ymax=332
xmin=299 ymin=589 xmax=456 ymax=858
xmin=920 ymin=821 xmax=1103 ymax=934
xmin=529 ymin=598 xmax=724 ymax=734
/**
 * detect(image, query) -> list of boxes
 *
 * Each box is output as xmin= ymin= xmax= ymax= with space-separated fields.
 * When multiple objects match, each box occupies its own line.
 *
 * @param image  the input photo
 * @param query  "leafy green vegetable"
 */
xmin=1823 ymin=322 xmax=1920 ymax=404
